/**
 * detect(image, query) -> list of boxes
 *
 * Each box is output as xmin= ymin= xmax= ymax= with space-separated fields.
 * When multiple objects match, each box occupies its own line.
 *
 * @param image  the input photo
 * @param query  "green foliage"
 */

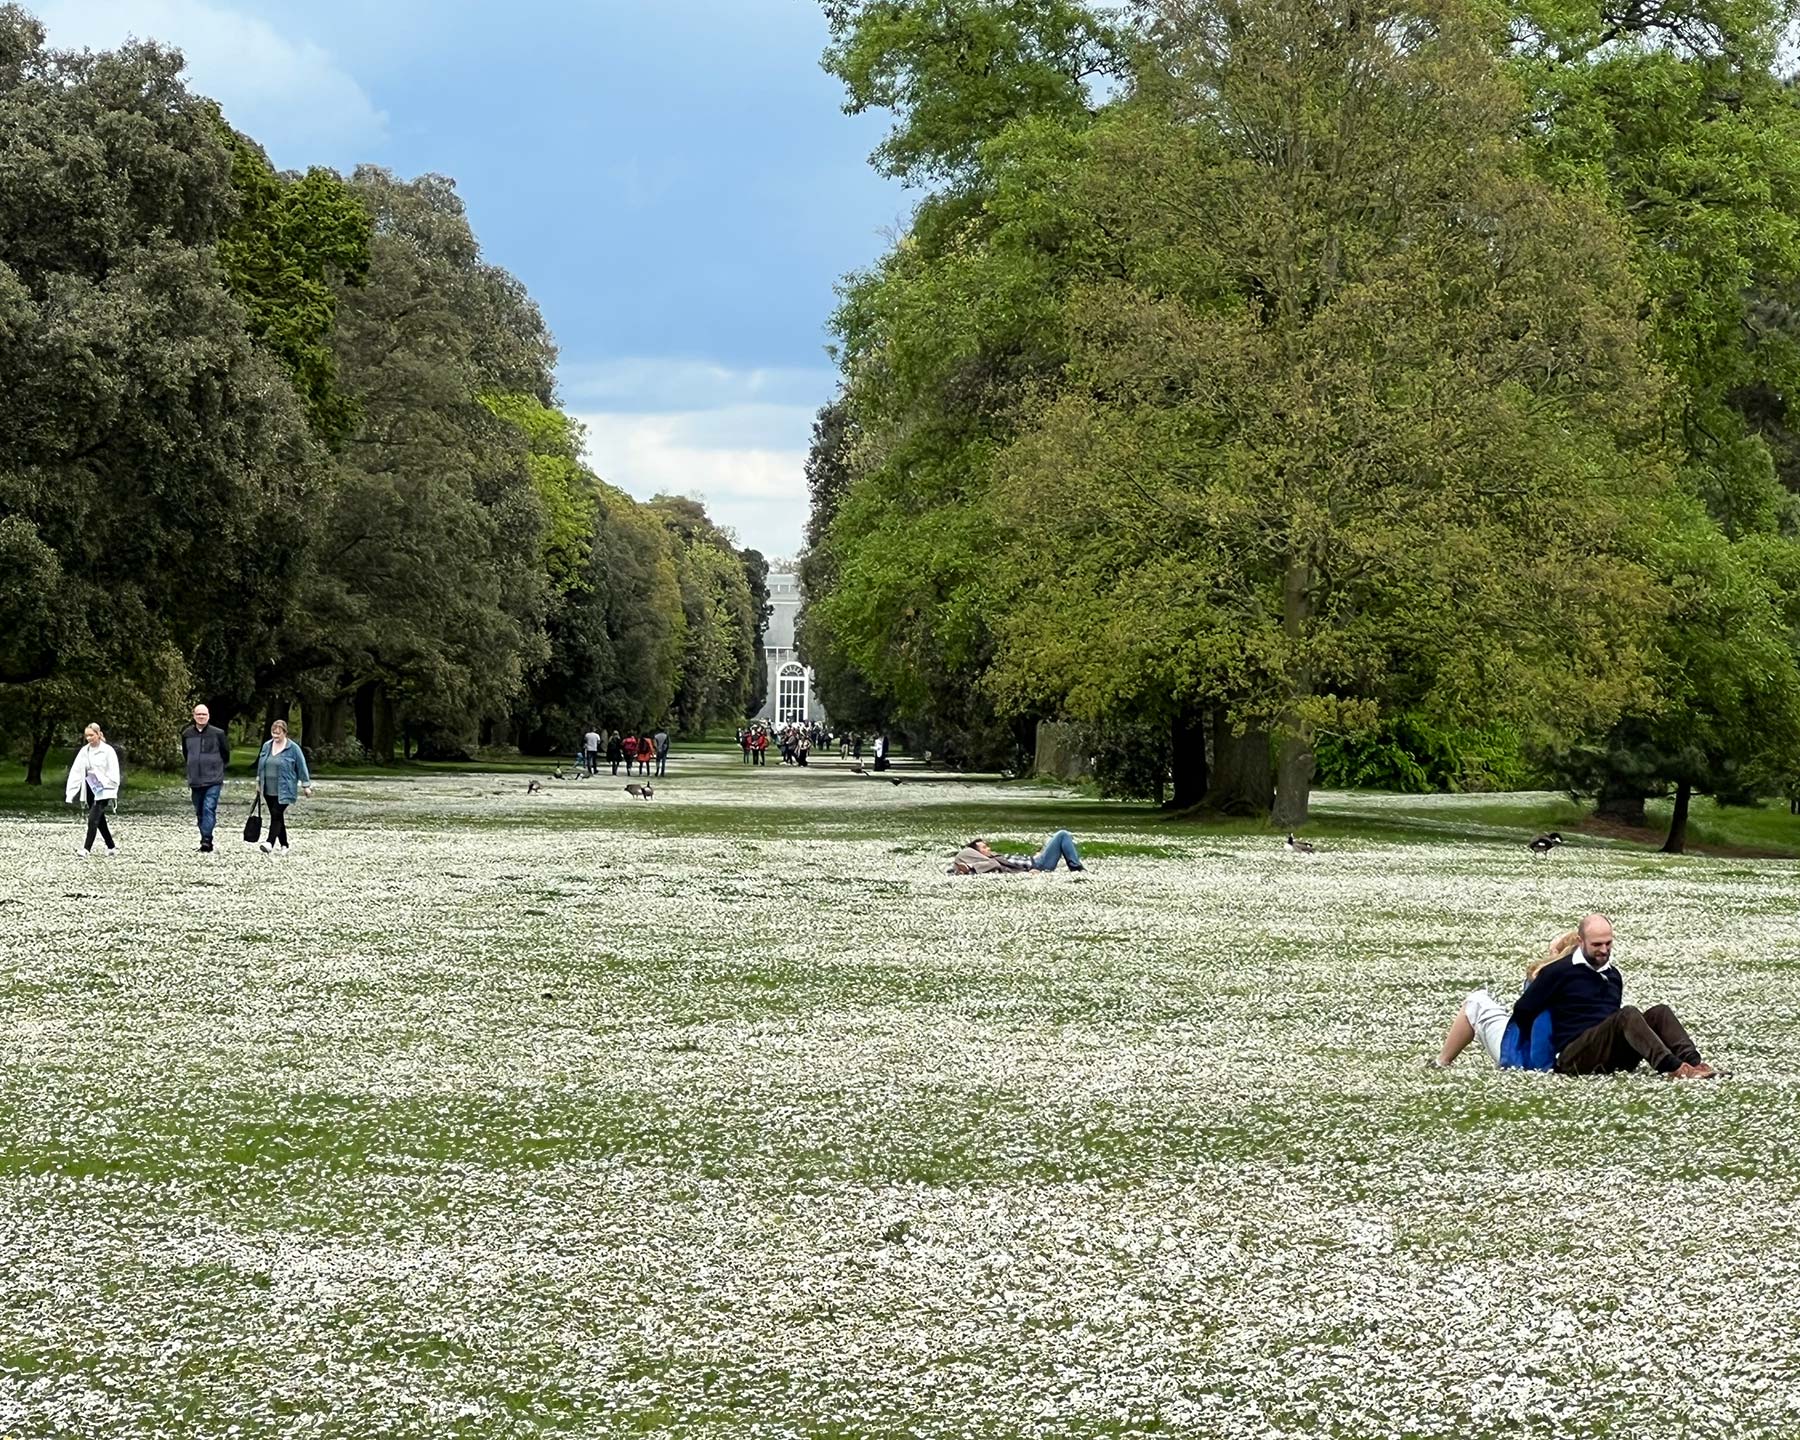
xmin=1315 ymin=717 xmax=1535 ymax=794
xmin=810 ymin=0 xmax=1674 ymax=815
xmin=820 ymin=0 xmax=1125 ymax=185
xmin=215 ymin=123 xmax=371 ymax=445
xmin=652 ymin=497 xmax=761 ymax=735
xmin=479 ymin=395 xmax=599 ymax=595
xmin=0 ymin=9 xmax=319 ymax=756
xmin=0 ymin=9 xmax=764 ymax=778
xmin=1506 ymin=0 xmax=1800 ymax=816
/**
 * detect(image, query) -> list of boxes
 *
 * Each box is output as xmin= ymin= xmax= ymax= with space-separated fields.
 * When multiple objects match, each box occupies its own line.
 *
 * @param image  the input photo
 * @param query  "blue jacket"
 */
xmin=256 ymin=740 xmax=313 ymax=805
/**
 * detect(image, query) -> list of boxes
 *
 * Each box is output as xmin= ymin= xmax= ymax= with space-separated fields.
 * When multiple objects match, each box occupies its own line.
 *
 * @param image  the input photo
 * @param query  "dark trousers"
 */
xmin=610 ymin=757 xmax=620 ymax=774
xmin=656 ymin=752 xmax=667 ymax=777
xmin=1556 ymin=1004 xmax=1703 ymax=1076
xmin=585 ymin=751 xmax=597 ymax=774
xmin=264 ymin=793 xmax=289 ymax=848
xmin=84 ymin=798 xmax=114 ymax=852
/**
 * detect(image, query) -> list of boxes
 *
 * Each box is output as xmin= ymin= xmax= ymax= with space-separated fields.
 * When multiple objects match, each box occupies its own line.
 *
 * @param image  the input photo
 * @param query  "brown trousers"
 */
xmin=1555 ymin=1004 xmax=1702 ymax=1076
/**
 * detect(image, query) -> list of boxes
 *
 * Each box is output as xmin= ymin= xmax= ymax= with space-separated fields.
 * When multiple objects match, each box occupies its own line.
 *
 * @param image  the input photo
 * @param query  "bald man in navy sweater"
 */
xmin=1509 ymin=914 xmax=1717 ymax=1079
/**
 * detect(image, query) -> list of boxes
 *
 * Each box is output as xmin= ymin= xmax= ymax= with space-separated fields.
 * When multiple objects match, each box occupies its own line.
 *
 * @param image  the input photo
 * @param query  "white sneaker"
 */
xmin=77 ymin=846 xmax=90 ymax=859
xmin=258 ymin=841 xmax=273 ymax=855
xmin=103 ymin=847 xmax=117 ymax=859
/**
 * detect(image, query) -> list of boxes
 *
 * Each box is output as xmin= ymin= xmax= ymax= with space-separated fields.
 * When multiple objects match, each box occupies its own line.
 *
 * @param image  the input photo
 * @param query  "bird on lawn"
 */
xmin=1284 ymin=833 xmax=1316 ymax=854
xmin=1528 ymin=831 xmax=1565 ymax=858
xmin=889 ymin=778 xmax=903 ymax=786
xmin=526 ymin=779 xmax=542 ymax=794
xmin=850 ymin=763 xmax=868 ymax=775
xmin=625 ymin=782 xmax=655 ymax=800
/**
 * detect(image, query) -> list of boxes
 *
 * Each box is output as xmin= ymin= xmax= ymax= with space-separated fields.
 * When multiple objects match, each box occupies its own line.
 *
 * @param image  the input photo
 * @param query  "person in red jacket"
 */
xmin=621 ymin=733 xmax=639 ymax=771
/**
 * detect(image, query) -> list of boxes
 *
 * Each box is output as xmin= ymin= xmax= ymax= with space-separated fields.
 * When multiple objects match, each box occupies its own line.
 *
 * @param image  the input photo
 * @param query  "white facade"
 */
xmin=756 ymin=568 xmax=825 ymax=726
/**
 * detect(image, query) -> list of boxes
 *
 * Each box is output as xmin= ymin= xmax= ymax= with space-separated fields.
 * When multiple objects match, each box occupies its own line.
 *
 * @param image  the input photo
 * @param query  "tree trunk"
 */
xmin=1661 ymin=780 xmax=1692 ymax=854
xmin=25 ymin=728 xmax=53 ymax=785
xmin=1595 ymin=782 xmax=1647 ymax=827
xmin=262 ymin=694 xmax=287 ymax=740
xmin=1271 ymin=559 xmax=1315 ymax=829
xmin=300 ymin=696 xmax=316 ymax=747
xmin=1167 ymin=706 xmax=1210 ymax=810
xmin=373 ymin=688 xmax=397 ymax=764
xmin=354 ymin=682 xmax=377 ymax=753
xmin=1207 ymin=711 xmax=1273 ymax=815
xmin=323 ymin=695 xmax=350 ymax=746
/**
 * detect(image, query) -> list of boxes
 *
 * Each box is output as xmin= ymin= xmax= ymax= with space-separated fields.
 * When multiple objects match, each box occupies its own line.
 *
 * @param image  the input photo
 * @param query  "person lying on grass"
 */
xmin=1511 ymin=913 xmax=1718 ymax=1079
xmin=1428 ymin=929 xmax=1580 ymax=1070
xmin=948 ymin=831 xmax=1086 ymax=875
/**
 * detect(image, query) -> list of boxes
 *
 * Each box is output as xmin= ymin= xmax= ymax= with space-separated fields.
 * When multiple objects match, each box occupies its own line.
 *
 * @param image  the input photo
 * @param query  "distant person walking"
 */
xmin=654 ymin=726 xmax=670 ymax=778
xmin=872 ymin=733 xmax=888 ymax=771
xmin=181 ymin=704 xmax=230 ymax=854
xmin=739 ymin=727 xmax=752 ymax=764
xmin=254 ymin=719 xmax=313 ymax=855
xmin=64 ymin=723 xmax=121 ymax=858
xmin=752 ymin=728 xmax=768 ymax=766
xmin=607 ymin=730 xmax=624 ymax=775
xmin=622 ymin=732 xmax=639 ymax=774
xmin=584 ymin=727 xmax=600 ymax=775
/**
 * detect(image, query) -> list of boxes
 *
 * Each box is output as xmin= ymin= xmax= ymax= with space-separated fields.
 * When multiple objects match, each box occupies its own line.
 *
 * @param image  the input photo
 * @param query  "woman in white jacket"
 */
xmin=65 ymin=723 xmax=121 ymax=857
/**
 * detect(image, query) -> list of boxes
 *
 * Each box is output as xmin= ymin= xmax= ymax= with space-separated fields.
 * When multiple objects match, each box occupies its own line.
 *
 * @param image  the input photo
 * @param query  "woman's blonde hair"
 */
xmin=271 ymin=719 xmax=288 ymax=737
xmin=1527 ymin=930 xmax=1581 ymax=980
xmin=84 ymin=722 xmax=104 ymax=742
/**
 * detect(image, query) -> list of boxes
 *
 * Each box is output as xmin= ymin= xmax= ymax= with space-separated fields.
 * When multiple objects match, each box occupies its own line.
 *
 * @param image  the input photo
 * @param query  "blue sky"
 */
xmin=32 ymin=0 xmax=909 ymax=559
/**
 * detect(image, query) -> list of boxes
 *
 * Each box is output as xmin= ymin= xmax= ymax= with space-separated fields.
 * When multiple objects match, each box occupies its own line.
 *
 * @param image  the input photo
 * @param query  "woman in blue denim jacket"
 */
xmin=255 ymin=719 xmax=314 ymax=855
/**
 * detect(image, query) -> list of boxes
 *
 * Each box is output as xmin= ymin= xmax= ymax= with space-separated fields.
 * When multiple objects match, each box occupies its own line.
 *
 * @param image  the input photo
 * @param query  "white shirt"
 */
xmin=584 ymin=731 xmax=600 ymax=750
xmin=65 ymin=743 xmax=121 ymax=803
xmin=1570 ymin=946 xmax=1615 ymax=974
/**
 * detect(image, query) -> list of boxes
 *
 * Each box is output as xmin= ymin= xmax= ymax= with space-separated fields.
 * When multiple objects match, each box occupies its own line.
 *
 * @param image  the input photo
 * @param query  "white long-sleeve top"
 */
xmin=65 ymin=742 xmax=121 ymax=803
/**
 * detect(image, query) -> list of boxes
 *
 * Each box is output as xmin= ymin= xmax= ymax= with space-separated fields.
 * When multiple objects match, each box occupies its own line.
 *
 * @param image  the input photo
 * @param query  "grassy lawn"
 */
xmin=1 ymin=752 xmax=1797 ymax=1436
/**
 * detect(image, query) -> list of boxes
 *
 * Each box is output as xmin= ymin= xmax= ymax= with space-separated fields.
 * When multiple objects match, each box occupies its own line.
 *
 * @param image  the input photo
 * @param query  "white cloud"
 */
xmin=34 ymin=0 xmax=388 ymax=167
xmin=573 ymin=406 xmax=812 ymax=561
xmin=566 ymin=358 xmax=833 ymax=560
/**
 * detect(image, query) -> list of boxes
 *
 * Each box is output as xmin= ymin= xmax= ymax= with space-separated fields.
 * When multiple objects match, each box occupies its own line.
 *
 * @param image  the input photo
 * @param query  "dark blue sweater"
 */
xmin=1509 ymin=959 xmax=1624 ymax=1056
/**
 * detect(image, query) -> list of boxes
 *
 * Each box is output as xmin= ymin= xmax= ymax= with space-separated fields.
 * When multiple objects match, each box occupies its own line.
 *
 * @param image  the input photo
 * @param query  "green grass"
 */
xmin=2 ymin=753 xmax=1798 ymax=1435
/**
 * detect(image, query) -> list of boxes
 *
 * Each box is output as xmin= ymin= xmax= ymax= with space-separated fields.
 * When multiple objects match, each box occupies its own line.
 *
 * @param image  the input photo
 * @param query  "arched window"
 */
xmin=776 ymin=662 xmax=807 ymax=725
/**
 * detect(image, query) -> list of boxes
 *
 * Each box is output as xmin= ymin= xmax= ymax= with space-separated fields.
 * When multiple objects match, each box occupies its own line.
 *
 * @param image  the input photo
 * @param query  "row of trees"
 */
xmin=799 ymin=0 xmax=1800 ymax=847
xmin=0 ymin=8 xmax=768 ymax=780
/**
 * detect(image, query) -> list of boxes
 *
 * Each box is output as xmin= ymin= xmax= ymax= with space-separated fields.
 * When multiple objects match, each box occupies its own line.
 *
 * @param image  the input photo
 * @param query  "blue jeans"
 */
xmin=191 ymin=782 xmax=221 ymax=842
xmin=1030 ymin=830 xmax=1084 ymax=871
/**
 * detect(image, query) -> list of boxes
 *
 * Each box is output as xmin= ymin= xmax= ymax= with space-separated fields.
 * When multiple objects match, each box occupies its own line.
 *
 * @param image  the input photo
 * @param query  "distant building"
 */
xmin=756 ymin=566 xmax=826 ymax=727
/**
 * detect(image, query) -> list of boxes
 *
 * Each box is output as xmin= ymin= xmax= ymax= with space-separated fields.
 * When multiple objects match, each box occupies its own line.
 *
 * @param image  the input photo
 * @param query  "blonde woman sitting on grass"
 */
xmin=1428 ymin=930 xmax=1580 ymax=1069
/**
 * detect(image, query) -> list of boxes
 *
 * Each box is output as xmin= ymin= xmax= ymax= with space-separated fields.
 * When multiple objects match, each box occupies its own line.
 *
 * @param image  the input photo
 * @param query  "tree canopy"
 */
xmin=801 ymin=0 xmax=1800 ymax=837
xmin=0 ymin=6 xmax=764 ymax=775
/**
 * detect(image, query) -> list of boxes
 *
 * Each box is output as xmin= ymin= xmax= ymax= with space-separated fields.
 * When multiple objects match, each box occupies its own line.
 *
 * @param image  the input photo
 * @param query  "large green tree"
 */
xmin=988 ymin=0 xmax=1672 ymax=824
xmin=286 ymin=169 xmax=551 ymax=760
xmin=1513 ymin=0 xmax=1800 ymax=828
xmin=0 ymin=8 xmax=317 ymax=777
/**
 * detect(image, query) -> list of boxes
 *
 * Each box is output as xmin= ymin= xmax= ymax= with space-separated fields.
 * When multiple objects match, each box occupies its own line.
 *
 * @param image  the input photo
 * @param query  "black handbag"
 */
xmin=243 ymin=793 xmax=263 ymax=844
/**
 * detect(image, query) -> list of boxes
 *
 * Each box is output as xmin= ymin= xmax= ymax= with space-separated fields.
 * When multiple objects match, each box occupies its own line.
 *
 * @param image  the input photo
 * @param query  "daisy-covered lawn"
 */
xmin=1 ymin=751 xmax=1797 ymax=1438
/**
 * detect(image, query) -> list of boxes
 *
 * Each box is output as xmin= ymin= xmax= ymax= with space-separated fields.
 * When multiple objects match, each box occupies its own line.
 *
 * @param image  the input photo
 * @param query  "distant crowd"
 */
xmin=578 ymin=727 xmax=669 ymax=778
xmin=733 ymin=722 xmax=886 ymax=768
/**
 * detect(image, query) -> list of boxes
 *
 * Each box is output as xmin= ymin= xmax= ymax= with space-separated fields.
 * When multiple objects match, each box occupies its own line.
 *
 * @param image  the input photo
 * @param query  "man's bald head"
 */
xmin=1579 ymin=913 xmax=1614 ymax=962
